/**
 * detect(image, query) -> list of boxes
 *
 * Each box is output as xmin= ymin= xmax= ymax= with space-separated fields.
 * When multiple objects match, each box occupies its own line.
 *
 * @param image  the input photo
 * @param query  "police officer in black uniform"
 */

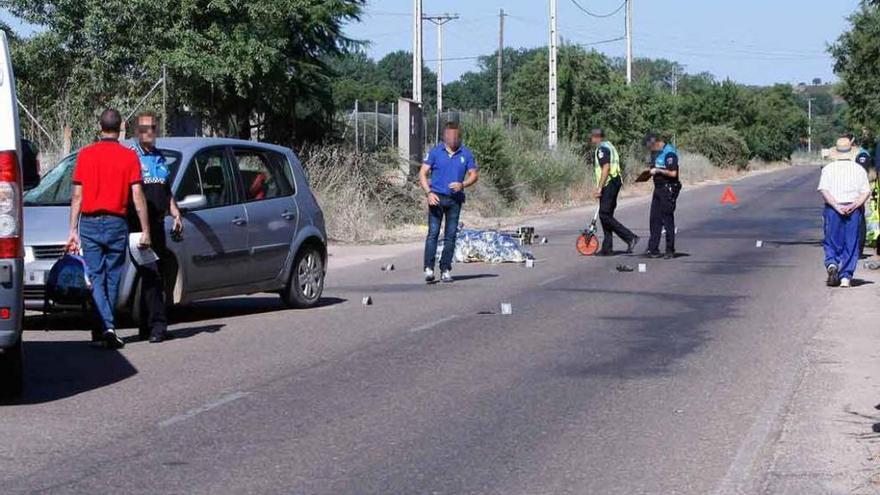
xmin=644 ymin=133 xmax=682 ymax=259
xmin=131 ymin=112 xmax=183 ymax=343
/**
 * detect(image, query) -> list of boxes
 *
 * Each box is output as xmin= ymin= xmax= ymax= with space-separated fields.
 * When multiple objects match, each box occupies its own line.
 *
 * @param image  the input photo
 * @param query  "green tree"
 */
xmin=375 ymin=50 xmax=437 ymax=105
xmin=3 ymin=0 xmax=366 ymax=144
xmin=445 ymin=47 xmax=542 ymax=111
xmin=831 ymin=1 xmax=880 ymax=135
xmin=328 ymin=51 xmax=396 ymax=110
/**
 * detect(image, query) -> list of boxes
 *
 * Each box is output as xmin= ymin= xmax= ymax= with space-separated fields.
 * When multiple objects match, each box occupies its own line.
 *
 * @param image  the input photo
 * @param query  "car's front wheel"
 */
xmin=0 ymin=337 xmax=23 ymax=400
xmin=281 ymin=245 xmax=324 ymax=308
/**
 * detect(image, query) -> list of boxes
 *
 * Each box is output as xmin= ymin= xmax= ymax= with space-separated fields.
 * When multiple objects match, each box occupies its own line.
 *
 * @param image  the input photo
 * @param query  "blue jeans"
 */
xmin=80 ymin=215 xmax=129 ymax=331
xmin=823 ymin=204 xmax=862 ymax=280
xmin=424 ymin=195 xmax=462 ymax=272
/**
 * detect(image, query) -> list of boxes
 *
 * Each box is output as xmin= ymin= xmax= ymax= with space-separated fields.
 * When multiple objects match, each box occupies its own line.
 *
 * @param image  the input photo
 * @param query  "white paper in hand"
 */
xmin=129 ymin=233 xmax=159 ymax=266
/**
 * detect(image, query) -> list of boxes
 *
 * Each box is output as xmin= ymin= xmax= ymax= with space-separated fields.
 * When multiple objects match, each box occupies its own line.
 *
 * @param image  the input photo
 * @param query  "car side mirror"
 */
xmin=177 ymin=194 xmax=207 ymax=211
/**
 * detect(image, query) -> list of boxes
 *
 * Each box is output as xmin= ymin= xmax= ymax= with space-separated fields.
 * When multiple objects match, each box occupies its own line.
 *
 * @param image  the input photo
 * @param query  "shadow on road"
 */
xmin=2 ymin=341 xmax=137 ymax=405
xmin=170 ymin=296 xmax=347 ymax=324
xmin=24 ymin=296 xmax=348 ymax=331
xmin=546 ymin=287 xmax=744 ymax=379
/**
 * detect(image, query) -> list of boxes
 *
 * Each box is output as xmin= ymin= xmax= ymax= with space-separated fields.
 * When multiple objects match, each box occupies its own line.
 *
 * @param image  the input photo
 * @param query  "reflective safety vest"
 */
xmin=594 ymin=141 xmax=621 ymax=186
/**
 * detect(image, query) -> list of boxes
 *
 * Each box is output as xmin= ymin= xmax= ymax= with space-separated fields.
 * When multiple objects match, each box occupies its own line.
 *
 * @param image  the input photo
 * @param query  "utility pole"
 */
xmin=424 ymin=13 xmax=459 ymax=142
xmin=497 ymin=9 xmax=505 ymax=117
xmin=808 ymin=97 xmax=815 ymax=154
xmin=625 ymin=0 xmax=633 ymax=85
xmin=412 ymin=0 xmax=423 ymax=103
xmin=548 ymin=0 xmax=559 ymax=149
xmin=671 ymin=65 xmax=678 ymax=96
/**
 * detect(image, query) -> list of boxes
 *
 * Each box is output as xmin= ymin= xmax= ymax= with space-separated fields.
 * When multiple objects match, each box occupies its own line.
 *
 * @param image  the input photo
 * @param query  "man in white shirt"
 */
xmin=818 ymin=138 xmax=872 ymax=287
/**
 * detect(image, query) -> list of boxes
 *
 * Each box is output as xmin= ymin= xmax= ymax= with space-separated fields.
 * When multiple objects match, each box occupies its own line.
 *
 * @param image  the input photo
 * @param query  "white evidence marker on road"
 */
xmin=525 ymin=259 xmax=535 ymax=268
xmin=638 ymin=263 xmax=647 ymax=273
xmin=755 ymin=240 xmax=763 ymax=248
xmin=362 ymin=296 xmax=373 ymax=306
xmin=158 ymin=392 xmax=249 ymax=428
xmin=500 ymin=303 xmax=513 ymax=315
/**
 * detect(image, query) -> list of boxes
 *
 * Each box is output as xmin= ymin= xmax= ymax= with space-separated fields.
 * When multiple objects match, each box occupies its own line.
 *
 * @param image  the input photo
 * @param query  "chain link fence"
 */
xmin=339 ymin=100 xmax=520 ymax=153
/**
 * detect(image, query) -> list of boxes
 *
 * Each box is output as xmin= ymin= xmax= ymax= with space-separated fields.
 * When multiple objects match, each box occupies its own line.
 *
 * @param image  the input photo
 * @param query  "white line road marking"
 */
xmin=158 ymin=391 xmax=249 ymax=428
xmin=409 ymin=315 xmax=460 ymax=333
xmin=539 ymin=275 xmax=566 ymax=287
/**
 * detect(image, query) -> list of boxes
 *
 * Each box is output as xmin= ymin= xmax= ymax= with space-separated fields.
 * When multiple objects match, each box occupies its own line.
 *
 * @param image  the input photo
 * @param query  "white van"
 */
xmin=0 ymin=30 xmax=26 ymax=399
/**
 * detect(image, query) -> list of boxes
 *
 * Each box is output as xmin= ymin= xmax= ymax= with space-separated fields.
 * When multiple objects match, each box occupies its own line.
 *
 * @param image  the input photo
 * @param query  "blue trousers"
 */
xmin=823 ymin=204 xmax=862 ymax=280
xmin=80 ymin=215 xmax=129 ymax=331
xmin=424 ymin=195 xmax=462 ymax=272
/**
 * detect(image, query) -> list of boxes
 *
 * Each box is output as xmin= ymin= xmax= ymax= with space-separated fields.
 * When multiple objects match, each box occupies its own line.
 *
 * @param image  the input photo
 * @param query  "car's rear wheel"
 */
xmin=0 ymin=337 xmax=23 ymax=400
xmin=281 ymin=245 xmax=324 ymax=308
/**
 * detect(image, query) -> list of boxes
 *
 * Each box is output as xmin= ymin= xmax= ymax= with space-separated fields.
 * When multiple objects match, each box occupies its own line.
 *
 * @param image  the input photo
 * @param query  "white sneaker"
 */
xmin=424 ymin=268 xmax=435 ymax=283
xmin=441 ymin=270 xmax=453 ymax=283
xmin=840 ymin=278 xmax=851 ymax=288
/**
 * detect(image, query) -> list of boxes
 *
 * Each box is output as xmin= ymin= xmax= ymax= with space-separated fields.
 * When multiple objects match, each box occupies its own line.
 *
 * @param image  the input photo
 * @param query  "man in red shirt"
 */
xmin=66 ymin=109 xmax=151 ymax=349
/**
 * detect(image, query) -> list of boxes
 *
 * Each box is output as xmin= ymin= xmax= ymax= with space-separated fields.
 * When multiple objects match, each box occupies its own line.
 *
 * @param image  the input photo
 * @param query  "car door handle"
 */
xmin=281 ymin=211 xmax=295 ymax=220
xmin=232 ymin=217 xmax=247 ymax=226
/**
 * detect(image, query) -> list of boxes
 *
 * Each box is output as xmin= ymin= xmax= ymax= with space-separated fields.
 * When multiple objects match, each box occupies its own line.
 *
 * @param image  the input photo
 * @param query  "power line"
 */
xmin=424 ymin=56 xmax=482 ymax=62
xmin=576 ymin=36 xmax=626 ymax=47
xmin=567 ymin=0 xmax=626 ymax=18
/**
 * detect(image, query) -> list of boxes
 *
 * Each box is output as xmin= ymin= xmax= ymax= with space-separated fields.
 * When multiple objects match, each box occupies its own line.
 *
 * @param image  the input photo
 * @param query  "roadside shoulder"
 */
xmin=761 ymin=264 xmax=880 ymax=493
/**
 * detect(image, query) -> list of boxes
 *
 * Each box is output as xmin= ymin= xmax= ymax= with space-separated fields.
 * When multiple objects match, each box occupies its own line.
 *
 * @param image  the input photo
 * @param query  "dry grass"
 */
xmin=303 ymin=145 xmax=790 ymax=244
xmin=300 ymin=146 xmax=424 ymax=243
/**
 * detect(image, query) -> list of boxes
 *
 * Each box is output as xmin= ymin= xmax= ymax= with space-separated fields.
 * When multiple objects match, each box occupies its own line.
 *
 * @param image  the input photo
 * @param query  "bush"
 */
xmin=301 ymin=146 xmax=423 ymax=242
xmin=679 ymin=125 xmax=750 ymax=170
xmin=507 ymin=127 xmax=586 ymax=202
xmin=462 ymin=123 xmax=516 ymax=203
xmin=463 ymin=123 xmax=587 ymax=205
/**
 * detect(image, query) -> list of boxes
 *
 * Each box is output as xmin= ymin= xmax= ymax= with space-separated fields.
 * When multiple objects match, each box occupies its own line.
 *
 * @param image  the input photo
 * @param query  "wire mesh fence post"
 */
xmin=354 ymin=99 xmax=359 ymax=153
xmin=391 ymin=102 xmax=396 ymax=148
xmin=374 ymin=101 xmax=379 ymax=149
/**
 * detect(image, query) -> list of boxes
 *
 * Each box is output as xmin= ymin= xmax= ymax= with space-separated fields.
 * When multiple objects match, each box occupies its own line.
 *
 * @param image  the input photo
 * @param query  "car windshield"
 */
xmin=24 ymin=149 xmax=182 ymax=206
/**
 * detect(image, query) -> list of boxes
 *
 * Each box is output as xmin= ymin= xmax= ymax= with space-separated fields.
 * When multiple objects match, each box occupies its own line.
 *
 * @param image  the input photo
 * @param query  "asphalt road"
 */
xmin=0 ymin=166 xmax=832 ymax=494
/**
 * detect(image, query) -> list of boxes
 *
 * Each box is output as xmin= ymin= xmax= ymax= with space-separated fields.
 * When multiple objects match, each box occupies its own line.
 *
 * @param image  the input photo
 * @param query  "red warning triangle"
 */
xmin=720 ymin=186 xmax=738 ymax=205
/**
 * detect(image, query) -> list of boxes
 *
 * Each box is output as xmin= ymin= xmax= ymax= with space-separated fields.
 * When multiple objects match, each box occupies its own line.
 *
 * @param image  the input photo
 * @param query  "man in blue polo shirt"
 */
xmin=419 ymin=122 xmax=479 ymax=283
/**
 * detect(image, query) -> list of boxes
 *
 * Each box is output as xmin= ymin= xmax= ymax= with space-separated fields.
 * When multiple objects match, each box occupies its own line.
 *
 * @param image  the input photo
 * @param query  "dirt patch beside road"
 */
xmin=761 ymin=264 xmax=880 ymax=494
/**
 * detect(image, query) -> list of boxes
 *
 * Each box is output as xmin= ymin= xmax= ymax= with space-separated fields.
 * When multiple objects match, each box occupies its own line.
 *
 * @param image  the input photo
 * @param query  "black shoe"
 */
xmin=643 ymin=251 xmax=663 ymax=259
xmin=826 ymin=264 xmax=840 ymax=287
xmin=664 ymin=251 xmax=676 ymax=260
xmin=103 ymin=330 xmax=125 ymax=350
xmin=626 ymin=236 xmax=640 ymax=254
xmin=595 ymin=250 xmax=614 ymax=257
xmin=149 ymin=332 xmax=175 ymax=344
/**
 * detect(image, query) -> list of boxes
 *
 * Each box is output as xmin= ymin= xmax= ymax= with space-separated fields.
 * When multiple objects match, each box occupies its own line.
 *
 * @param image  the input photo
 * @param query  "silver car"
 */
xmin=23 ymin=138 xmax=327 ymax=326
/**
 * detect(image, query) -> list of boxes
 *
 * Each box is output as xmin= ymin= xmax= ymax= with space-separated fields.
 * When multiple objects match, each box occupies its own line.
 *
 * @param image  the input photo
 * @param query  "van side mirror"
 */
xmin=177 ymin=194 xmax=207 ymax=211
xmin=20 ymin=139 xmax=40 ymax=190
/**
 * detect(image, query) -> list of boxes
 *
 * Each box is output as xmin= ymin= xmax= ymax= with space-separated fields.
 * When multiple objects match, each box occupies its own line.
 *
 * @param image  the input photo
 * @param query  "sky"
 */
xmin=345 ymin=0 xmax=860 ymax=85
xmin=0 ymin=0 xmax=858 ymax=86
